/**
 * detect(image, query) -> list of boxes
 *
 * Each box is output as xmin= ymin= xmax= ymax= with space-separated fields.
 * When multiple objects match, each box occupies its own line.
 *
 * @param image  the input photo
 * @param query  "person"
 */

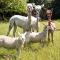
xmin=46 ymin=9 xmax=56 ymax=44
xmin=46 ymin=9 xmax=53 ymax=29
xmin=32 ymin=6 xmax=37 ymax=17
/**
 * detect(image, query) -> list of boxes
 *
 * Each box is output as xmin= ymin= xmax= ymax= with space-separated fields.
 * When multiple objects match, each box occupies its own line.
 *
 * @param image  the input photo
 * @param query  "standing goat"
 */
xmin=18 ymin=25 xmax=48 ymax=47
xmin=6 ymin=6 xmax=38 ymax=37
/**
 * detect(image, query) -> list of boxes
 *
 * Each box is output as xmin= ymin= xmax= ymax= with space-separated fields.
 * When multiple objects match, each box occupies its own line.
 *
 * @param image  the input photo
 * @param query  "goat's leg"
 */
xmin=13 ymin=25 xmax=17 ymax=37
xmin=36 ymin=25 xmax=38 ymax=32
xmin=6 ymin=24 xmax=12 ymax=36
xmin=40 ymin=39 xmax=44 ymax=47
xmin=32 ymin=28 xmax=34 ymax=32
xmin=16 ymin=44 xmax=21 ymax=60
xmin=36 ymin=21 xmax=38 ymax=32
xmin=23 ymin=28 xmax=25 ymax=32
xmin=16 ymin=48 xmax=21 ymax=60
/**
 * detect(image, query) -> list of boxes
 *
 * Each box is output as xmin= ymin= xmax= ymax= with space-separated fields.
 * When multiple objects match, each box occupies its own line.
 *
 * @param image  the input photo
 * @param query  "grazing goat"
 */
xmin=19 ymin=25 xmax=48 ymax=47
xmin=48 ymin=22 xmax=56 ymax=43
xmin=6 ymin=6 xmax=38 ymax=37
xmin=0 ymin=35 xmax=19 ymax=48
xmin=0 ymin=35 xmax=23 ymax=59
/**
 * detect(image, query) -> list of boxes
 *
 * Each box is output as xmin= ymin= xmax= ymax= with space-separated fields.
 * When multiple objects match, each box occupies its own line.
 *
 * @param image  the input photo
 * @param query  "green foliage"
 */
xmin=52 ymin=0 xmax=60 ymax=18
xmin=28 ymin=0 xmax=44 ymax=5
xmin=0 ymin=0 xmax=27 ymax=13
xmin=0 ymin=0 xmax=28 ymax=21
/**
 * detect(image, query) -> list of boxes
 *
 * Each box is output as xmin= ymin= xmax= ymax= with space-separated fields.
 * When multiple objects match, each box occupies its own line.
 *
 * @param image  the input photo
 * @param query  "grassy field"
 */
xmin=0 ymin=20 xmax=60 ymax=60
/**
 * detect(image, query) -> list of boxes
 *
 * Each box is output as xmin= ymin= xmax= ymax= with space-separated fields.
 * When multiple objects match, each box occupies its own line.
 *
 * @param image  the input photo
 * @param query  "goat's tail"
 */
xmin=13 ymin=21 xmax=16 ymax=27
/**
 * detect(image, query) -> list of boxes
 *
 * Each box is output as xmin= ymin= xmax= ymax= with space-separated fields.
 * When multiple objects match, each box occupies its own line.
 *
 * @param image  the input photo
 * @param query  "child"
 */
xmin=46 ymin=9 xmax=56 ymax=44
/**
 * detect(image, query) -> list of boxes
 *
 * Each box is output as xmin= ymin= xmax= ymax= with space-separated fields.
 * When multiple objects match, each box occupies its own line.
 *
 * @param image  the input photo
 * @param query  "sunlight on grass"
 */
xmin=0 ymin=20 xmax=60 ymax=60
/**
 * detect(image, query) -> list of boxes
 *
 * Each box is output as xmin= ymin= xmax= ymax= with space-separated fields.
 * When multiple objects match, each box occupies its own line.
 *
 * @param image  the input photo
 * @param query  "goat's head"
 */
xmin=27 ymin=3 xmax=33 ymax=12
xmin=18 ymin=32 xmax=26 ymax=42
xmin=17 ymin=35 xmax=25 ymax=47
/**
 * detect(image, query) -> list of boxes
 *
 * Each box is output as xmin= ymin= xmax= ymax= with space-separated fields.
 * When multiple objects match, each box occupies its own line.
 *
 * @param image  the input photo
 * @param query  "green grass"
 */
xmin=0 ymin=20 xmax=60 ymax=60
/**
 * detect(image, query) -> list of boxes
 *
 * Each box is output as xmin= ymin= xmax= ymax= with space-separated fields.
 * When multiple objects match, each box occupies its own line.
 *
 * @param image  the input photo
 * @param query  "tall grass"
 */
xmin=0 ymin=20 xmax=60 ymax=60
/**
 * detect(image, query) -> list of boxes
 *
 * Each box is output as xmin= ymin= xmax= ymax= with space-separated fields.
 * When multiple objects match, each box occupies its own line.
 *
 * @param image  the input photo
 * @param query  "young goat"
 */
xmin=0 ymin=35 xmax=23 ymax=59
xmin=19 ymin=25 xmax=48 ymax=47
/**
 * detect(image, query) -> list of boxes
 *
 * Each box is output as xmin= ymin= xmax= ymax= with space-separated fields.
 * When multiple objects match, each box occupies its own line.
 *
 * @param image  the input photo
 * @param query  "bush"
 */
xmin=0 ymin=0 xmax=28 ymax=21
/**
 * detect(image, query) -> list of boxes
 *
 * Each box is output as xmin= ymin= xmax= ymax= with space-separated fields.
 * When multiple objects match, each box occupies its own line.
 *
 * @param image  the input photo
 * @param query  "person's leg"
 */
xmin=51 ymin=31 xmax=54 ymax=44
xmin=48 ymin=30 xmax=50 ymax=42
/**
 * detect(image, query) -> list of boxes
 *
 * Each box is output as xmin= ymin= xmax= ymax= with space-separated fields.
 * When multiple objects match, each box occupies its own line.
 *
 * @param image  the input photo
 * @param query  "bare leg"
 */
xmin=6 ymin=25 xmax=12 ymax=36
xmin=51 ymin=32 xmax=54 ymax=44
xmin=48 ymin=31 xmax=50 ymax=42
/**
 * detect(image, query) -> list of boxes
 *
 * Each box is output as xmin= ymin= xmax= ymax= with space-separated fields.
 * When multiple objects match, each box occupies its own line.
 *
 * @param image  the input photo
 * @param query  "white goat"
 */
xmin=0 ymin=35 xmax=23 ymax=59
xmin=0 ymin=35 xmax=19 ymax=48
xmin=6 ymin=7 xmax=38 ymax=37
xmin=35 ymin=4 xmax=44 ymax=11
xmin=19 ymin=25 xmax=48 ymax=47
xmin=35 ymin=4 xmax=44 ymax=21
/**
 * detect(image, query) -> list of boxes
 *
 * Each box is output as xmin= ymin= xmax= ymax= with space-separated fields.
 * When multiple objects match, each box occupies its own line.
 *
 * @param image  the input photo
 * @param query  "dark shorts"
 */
xmin=48 ymin=29 xmax=54 ymax=33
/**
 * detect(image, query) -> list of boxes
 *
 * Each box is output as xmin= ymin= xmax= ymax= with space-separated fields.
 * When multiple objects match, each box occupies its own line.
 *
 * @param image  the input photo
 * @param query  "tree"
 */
xmin=52 ymin=0 xmax=60 ymax=18
xmin=0 ymin=0 xmax=27 ymax=12
xmin=28 ymin=0 xmax=44 ymax=5
xmin=0 ymin=0 xmax=28 ymax=20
